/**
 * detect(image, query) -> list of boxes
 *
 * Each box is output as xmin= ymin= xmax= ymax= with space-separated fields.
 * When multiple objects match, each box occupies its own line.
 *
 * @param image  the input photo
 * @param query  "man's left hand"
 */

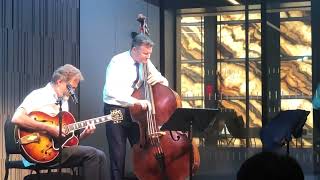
xmin=147 ymin=74 xmax=160 ymax=85
xmin=80 ymin=121 xmax=96 ymax=139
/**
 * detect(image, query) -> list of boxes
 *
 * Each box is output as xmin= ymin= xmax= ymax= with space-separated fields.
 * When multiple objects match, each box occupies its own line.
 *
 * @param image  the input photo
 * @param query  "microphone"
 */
xmin=66 ymin=83 xmax=78 ymax=104
xmin=137 ymin=14 xmax=146 ymax=24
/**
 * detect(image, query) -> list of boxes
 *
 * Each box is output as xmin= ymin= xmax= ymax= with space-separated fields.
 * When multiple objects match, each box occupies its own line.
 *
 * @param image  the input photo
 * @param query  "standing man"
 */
xmin=12 ymin=64 xmax=108 ymax=180
xmin=102 ymin=34 xmax=168 ymax=180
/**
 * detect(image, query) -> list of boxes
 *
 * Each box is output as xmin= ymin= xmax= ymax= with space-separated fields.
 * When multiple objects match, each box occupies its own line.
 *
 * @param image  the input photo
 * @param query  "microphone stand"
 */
xmin=55 ymin=97 xmax=63 ymax=174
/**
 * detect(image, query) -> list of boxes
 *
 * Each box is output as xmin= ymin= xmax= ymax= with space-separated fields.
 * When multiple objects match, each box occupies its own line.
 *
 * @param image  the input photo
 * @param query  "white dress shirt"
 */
xmin=102 ymin=50 xmax=168 ymax=107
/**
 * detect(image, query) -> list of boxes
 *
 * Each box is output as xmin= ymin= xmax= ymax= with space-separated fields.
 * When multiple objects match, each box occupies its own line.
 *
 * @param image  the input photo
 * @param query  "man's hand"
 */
xmin=147 ymin=73 xmax=160 ymax=86
xmin=46 ymin=124 xmax=66 ymax=138
xmin=80 ymin=121 xmax=96 ymax=139
xmin=147 ymin=74 xmax=168 ymax=87
xmin=135 ymin=99 xmax=151 ymax=110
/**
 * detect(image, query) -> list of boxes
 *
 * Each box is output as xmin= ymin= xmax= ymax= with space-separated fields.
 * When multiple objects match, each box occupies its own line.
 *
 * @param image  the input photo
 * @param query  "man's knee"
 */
xmin=96 ymin=149 xmax=107 ymax=161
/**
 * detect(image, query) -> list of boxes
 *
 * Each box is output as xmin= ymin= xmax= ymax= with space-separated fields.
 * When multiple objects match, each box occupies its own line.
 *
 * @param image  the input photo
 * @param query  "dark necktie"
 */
xmin=132 ymin=62 xmax=141 ymax=89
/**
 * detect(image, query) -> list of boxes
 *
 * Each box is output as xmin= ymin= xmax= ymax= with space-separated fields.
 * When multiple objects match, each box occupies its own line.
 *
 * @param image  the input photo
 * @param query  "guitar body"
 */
xmin=16 ymin=111 xmax=79 ymax=164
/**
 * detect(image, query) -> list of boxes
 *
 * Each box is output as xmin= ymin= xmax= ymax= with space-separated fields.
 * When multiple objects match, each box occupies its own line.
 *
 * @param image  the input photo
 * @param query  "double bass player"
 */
xmin=102 ymin=33 xmax=168 ymax=180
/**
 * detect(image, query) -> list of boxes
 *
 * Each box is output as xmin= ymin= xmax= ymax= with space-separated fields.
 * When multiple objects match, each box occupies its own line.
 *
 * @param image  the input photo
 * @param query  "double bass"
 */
xmin=129 ymin=14 xmax=200 ymax=180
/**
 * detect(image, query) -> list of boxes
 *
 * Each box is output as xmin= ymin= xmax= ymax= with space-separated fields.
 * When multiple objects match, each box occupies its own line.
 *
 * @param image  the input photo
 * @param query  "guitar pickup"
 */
xmin=18 ymin=133 xmax=40 ymax=145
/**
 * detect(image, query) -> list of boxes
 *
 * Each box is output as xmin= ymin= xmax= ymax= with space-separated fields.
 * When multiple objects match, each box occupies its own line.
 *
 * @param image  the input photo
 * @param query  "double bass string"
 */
xmin=143 ymin=63 xmax=162 ymax=153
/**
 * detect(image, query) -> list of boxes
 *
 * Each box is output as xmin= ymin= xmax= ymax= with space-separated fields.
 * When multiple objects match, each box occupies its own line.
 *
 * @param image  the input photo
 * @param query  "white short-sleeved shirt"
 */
xmin=17 ymin=83 xmax=69 ymax=166
xmin=18 ymin=83 xmax=69 ymax=114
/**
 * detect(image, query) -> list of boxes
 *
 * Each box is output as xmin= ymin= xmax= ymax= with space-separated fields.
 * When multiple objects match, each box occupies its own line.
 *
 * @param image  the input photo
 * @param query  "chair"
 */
xmin=202 ymin=111 xmax=231 ymax=146
xmin=4 ymin=116 xmax=80 ymax=180
xmin=223 ymin=112 xmax=261 ymax=146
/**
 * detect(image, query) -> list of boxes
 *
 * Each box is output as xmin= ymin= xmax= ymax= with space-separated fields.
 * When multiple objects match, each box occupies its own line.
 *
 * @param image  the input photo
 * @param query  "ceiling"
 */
xmin=144 ymin=0 xmax=310 ymax=9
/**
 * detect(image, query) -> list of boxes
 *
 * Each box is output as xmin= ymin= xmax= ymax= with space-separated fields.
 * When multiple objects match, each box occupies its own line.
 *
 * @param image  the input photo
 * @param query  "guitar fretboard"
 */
xmin=66 ymin=115 xmax=112 ymax=132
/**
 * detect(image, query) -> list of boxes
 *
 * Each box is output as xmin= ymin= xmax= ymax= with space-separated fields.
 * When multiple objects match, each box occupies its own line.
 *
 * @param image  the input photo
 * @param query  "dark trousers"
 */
xmin=104 ymin=103 xmax=139 ymax=180
xmin=61 ymin=146 xmax=108 ymax=180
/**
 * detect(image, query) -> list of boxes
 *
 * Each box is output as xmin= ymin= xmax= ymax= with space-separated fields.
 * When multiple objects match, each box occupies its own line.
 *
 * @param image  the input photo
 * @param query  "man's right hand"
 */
xmin=46 ymin=124 xmax=66 ymax=138
xmin=134 ymin=99 xmax=151 ymax=110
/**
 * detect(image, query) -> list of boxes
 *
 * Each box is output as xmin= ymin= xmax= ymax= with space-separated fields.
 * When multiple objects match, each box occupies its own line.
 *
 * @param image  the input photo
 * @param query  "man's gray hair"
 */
xmin=51 ymin=64 xmax=84 ymax=84
xmin=131 ymin=34 xmax=154 ymax=49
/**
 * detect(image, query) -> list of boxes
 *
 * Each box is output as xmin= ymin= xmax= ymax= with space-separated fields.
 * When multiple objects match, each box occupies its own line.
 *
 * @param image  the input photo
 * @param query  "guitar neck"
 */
xmin=66 ymin=114 xmax=112 ymax=132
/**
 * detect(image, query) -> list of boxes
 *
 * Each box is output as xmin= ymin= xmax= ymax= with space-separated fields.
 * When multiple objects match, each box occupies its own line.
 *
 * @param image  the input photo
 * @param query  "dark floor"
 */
xmin=124 ymin=146 xmax=320 ymax=180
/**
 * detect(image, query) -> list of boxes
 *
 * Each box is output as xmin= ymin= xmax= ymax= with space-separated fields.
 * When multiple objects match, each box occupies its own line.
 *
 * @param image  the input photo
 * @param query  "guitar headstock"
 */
xmin=110 ymin=109 xmax=123 ymax=124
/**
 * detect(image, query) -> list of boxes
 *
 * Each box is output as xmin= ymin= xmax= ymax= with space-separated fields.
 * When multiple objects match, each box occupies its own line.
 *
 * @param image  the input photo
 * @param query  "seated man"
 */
xmin=12 ymin=64 xmax=107 ymax=180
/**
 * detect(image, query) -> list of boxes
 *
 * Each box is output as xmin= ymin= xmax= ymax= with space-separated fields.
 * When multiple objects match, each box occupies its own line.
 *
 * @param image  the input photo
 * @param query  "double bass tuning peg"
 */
xmin=137 ymin=14 xmax=146 ymax=24
xmin=136 ymin=14 xmax=150 ymax=36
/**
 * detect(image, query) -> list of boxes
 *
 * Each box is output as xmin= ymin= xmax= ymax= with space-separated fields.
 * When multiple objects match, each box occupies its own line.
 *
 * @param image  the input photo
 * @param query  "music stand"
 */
xmin=260 ymin=109 xmax=309 ymax=155
xmin=160 ymin=108 xmax=219 ymax=180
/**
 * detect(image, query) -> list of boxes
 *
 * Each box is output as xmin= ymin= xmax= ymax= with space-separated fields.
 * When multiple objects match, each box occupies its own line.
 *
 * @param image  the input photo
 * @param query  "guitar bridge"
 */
xmin=18 ymin=133 xmax=40 ymax=145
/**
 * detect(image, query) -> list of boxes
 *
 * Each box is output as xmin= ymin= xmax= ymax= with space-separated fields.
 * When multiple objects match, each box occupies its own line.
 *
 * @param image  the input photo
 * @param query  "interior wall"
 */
xmin=163 ymin=9 xmax=176 ymax=89
xmin=0 ymin=0 xmax=80 ymax=179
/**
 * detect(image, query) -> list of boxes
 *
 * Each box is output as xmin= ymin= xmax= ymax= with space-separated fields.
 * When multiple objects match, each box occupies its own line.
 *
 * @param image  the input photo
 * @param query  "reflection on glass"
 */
xmin=280 ymin=10 xmax=310 ymax=18
xmin=217 ymin=62 xmax=261 ymax=97
xmin=217 ymin=23 xmax=261 ymax=59
xmin=249 ymin=62 xmax=262 ymax=97
xmin=181 ymin=17 xmax=203 ymax=61
xmin=280 ymin=11 xmax=312 ymax=148
xmin=217 ymin=62 xmax=245 ymax=96
xmin=181 ymin=17 xmax=202 ymax=23
xmin=182 ymin=99 xmax=204 ymax=108
xmin=218 ymin=24 xmax=245 ymax=59
xmin=179 ymin=9 xmax=312 ymax=148
xmin=181 ymin=63 xmax=204 ymax=108
xmin=219 ymin=13 xmax=261 ymax=21
xmin=219 ymin=100 xmax=262 ymax=147
xmin=219 ymin=100 xmax=261 ymax=128
xmin=280 ymin=21 xmax=311 ymax=57
xmin=280 ymin=60 xmax=312 ymax=96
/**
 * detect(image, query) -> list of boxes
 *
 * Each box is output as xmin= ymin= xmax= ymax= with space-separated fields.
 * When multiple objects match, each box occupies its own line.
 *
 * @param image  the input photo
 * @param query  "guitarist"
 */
xmin=11 ymin=64 xmax=108 ymax=180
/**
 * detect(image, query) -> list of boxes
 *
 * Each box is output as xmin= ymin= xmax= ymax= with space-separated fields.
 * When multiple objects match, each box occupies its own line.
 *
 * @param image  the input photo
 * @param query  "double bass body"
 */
xmin=129 ymin=83 xmax=200 ymax=180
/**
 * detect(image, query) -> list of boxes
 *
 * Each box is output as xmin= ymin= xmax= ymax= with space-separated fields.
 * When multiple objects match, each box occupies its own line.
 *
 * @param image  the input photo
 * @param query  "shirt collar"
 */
xmin=46 ymin=83 xmax=69 ymax=102
xmin=128 ymin=50 xmax=138 ymax=65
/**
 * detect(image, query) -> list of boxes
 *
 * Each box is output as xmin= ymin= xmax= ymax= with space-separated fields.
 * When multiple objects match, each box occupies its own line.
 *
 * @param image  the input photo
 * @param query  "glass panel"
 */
xmin=217 ymin=23 xmax=261 ymax=60
xmin=249 ymin=61 xmax=262 ymax=97
xmin=280 ymin=10 xmax=312 ymax=148
xmin=181 ymin=62 xmax=204 ymax=108
xmin=249 ymin=100 xmax=262 ymax=128
xmin=219 ymin=13 xmax=261 ymax=21
xmin=181 ymin=17 xmax=203 ymax=61
xmin=217 ymin=62 xmax=246 ymax=96
xmin=219 ymin=100 xmax=262 ymax=147
xmin=217 ymin=24 xmax=245 ymax=59
xmin=181 ymin=99 xmax=204 ymax=108
xmin=280 ymin=59 xmax=312 ymax=96
xmin=280 ymin=21 xmax=311 ymax=57
xmin=280 ymin=10 xmax=310 ymax=18
xmin=219 ymin=100 xmax=261 ymax=127
xmin=181 ymin=16 xmax=202 ymax=23
xmin=220 ymin=14 xmax=246 ymax=21
xmin=249 ymin=23 xmax=261 ymax=58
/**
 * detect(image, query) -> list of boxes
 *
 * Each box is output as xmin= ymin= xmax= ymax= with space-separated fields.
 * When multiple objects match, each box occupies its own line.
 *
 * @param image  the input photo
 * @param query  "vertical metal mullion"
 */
xmin=201 ymin=16 xmax=204 ymax=108
xmin=175 ymin=15 xmax=181 ymax=94
xmin=245 ymin=0 xmax=250 ymax=147
xmin=159 ymin=0 xmax=165 ymax=75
